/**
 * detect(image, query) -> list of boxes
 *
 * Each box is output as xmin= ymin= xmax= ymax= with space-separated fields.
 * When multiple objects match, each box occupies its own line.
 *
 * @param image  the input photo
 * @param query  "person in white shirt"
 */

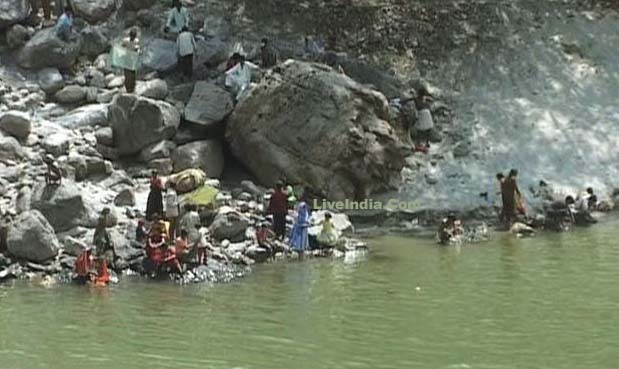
xmin=165 ymin=0 xmax=190 ymax=35
xmin=165 ymin=182 xmax=179 ymax=239
xmin=225 ymin=53 xmax=259 ymax=100
xmin=179 ymin=204 xmax=201 ymax=243
xmin=176 ymin=27 xmax=196 ymax=79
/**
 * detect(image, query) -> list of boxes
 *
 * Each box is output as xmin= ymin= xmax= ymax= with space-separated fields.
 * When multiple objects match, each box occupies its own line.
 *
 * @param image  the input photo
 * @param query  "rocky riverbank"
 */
xmin=2 ymin=0 xmax=619 ymax=283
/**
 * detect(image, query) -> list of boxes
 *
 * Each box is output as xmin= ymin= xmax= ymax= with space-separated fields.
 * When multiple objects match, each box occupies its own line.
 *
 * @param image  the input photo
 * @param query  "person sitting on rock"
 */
xmin=256 ymin=223 xmax=276 ymax=258
xmin=135 ymin=219 xmax=148 ymax=244
xmin=54 ymin=6 xmax=74 ymax=42
xmin=224 ymin=53 xmax=259 ymax=100
xmin=316 ymin=212 xmax=338 ymax=248
xmin=164 ymin=243 xmax=183 ymax=274
xmin=174 ymin=229 xmax=190 ymax=264
xmin=165 ymin=0 xmax=190 ymax=35
xmin=74 ymin=246 xmax=95 ymax=284
xmin=43 ymin=154 xmax=62 ymax=186
xmin=260 ymin=38 xmax=278 ymax=68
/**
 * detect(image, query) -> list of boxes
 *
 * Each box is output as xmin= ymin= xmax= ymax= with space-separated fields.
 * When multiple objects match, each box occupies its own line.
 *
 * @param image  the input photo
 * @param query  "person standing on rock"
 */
xmin=502 ymin=169 xmax=521 ymax=226
xmin=165 ymin=182 xmax=179 ymax=239
xmin=54 ymin=6 xmax=74 ymax=42
xmin=415 ymin=87 xmax=434 ymax=149
xmin=165 ymin=0 xmax=190 ymax=35
xmin=267 ymin=181 xmax=288 ymax=241
xmin=260 ymin=38 xmax=278 ymax=68
xmin=121 ymin=28 xmax=141 ymax=93
xmin=146 ymin=170 xmax=164 ymax=221
xmin=176 ymin=26 xmax=196 ymax=80
xmin=43 ymin=154 xmax=62 ymax=186
xmin=289 ymin=200 xmax=311 ymax=258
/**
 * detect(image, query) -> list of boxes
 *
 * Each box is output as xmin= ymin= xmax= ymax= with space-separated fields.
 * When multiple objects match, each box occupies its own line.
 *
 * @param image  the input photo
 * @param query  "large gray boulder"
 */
xmin=171 ymin=140 xmax=224 ymax=178
xmin=0 ymin=137 xmax=25 ymax=160
xmin=141 ymin=39 xmax=177 ymax=73
xmin=136 ymin=79 xmax=168 ymax=100
xmin=0 ymin=0 xmax=29 ymax=29
xmin=80 ymin=26 xmax=110 ymax=57
xmin=41 ymin=132 xmax=71 ymax=156
xmin=55 ymin=85 xmax=87 ymax=104
xmin=109 ymin=94 xmax=181 ymax=156
xmin=226 ymin=60 xmax=409 ymax=200
xmin=7 ymin=210 xmax=60 ymax=263
xmin=18 ymin=28 xmax=81 ymax=70
xmin=209 ymin=207 xmax=250 ymax=242
xmin=95 ymin=127 xmax=114 ymax=146
xmin=38 ymin=68 xmax=65 ymax=94
xmin=55 ymin=104 xmax=109 ymax=129
xmin=184 ymin=82 xmax=233 ymax=130
xmin=6 ymin=24 xmax=31 ymax=49
xmin=31 ymin=180 xmax=97 ymax=232
xmin=0 ymin=111 xmax=31 ymax=139
xmin=73 ymin=0 xmax=116 ymax=23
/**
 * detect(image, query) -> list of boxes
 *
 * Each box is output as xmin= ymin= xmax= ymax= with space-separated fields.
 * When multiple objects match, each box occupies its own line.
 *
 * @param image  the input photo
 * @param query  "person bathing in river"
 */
xmin=289 ymin=200 xmax=310 ymax=258
xmin=501 ymin=169 xmax=521 ymax=226
xmin=145 ymin=218 xmax=168 ymax=274
xmin=146 ymin=170 xmax=164 ymax=221
xmin=267 ymin=181 xmax=288 ymax=241
xmin=94 ymin=208 xmax=115 ymax=269
xmin=74 ymin=246 xmax=95 ymax=284
xmin=257 ymin=223 xmax=276 ymax=259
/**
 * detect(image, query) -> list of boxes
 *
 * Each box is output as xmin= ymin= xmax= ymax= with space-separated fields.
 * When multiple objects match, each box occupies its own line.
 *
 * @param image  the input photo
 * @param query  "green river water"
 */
xmin=2 ymin=221 xmax=619 ymax=369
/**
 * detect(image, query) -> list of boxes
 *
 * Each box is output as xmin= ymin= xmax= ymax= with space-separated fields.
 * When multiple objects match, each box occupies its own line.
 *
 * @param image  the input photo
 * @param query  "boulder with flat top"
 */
xmin=7 ymin=210 xmax=60 ymax=263
xmin=184 ymin=82 xmax=234 ymax=130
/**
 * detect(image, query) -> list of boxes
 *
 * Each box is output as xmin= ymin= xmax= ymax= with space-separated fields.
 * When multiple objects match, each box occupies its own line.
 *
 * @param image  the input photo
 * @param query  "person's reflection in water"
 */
xmin=500 ymin=235 xmax=521 ymax=283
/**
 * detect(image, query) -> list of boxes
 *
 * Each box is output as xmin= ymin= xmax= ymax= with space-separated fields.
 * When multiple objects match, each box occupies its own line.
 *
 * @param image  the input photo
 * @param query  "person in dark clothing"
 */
xmin=501 ymin=169 xmax=521 ymax=226
xmin=146 ymin=170 xmax=164 ymax=221
xmin=260 ymin=38 xmax=277 ymax=68
xmin=267 ymin=181 xmax=288 ymax=240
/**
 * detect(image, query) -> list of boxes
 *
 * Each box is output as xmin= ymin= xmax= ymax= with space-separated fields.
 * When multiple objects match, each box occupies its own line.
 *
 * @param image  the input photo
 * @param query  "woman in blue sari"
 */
xmin=289 ymin=201 xmax=310 ymax=258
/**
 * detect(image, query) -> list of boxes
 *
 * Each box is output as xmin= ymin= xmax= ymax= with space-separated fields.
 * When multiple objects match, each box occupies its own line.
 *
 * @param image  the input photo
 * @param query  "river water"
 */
xmin=2 ymin=221 xmax=619 ymax=369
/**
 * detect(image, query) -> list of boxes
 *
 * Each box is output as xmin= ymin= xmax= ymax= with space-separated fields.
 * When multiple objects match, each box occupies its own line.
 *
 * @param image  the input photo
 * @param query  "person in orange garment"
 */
xmin=74 ymin=246 xmax=95 ymax=284
xmin=164 ymin=243 xmax=182 ymax=274
xmin=92 ymin=258 xmax=110 ymax=286
xmin=146 ymin=218 xmax=168 ymax=274
xmin=174 ymin=229 xmax=190 ymax=264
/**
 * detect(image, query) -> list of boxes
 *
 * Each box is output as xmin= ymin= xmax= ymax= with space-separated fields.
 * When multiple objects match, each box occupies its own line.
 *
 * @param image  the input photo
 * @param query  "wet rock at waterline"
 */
xmin=7 ymin=210 xmax=60 ymax=263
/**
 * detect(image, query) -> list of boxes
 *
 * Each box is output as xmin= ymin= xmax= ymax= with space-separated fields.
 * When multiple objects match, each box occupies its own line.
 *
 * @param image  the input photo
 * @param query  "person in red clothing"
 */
xmin=174 ymin=229 xmax=190 ymax=263
xmin=164 ymin=244 xmax=182 ymax=274
xmin=267 ymin=181 xmax=288 ymax=240
xmin=74 ymin=246 xmax=95 ymax=284
xmin=93 ymin=258 xmax=110 ymax=286
xmin=256 ymin=223 xmax=276 ymax=259
xmin=146 ymin=220 xmax=167 ymax=274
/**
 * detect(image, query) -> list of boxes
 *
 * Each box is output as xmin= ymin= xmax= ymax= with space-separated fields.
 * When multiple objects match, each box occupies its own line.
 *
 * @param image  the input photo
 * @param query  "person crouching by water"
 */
xmin=437 ymin=214 xmax=464 ymax=245
xmin=257 ymin=223 xmax=276 ymax=259
xmin=176 ymin=26 xmax=196 ymax=80
xmin=146 ymin=170 xmax=164 ymax=221
xmin=316 ymin=212 xmax=338 ymax=248
xmin=289 ymin=200 xmax=310 ymax=259
xmin=144 ymin=216 xmax=168 ymax=276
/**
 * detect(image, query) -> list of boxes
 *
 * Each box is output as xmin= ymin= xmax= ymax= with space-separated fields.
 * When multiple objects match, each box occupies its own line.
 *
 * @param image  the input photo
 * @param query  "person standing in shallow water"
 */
xmin=146 ymin=170 xmax=164 ymax=221
xmin=502 ymin=169 xmax=521 ymax=226
xmin=289 ymin=200 xmax=310 ymax=258
xmin=268 ymin=181 xmax=288 ymax=241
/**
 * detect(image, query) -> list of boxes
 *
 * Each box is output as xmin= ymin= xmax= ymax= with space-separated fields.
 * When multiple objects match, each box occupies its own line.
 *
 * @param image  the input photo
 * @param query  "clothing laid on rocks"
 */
xmin=289 ymin=201 xmax=310 ymax=251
